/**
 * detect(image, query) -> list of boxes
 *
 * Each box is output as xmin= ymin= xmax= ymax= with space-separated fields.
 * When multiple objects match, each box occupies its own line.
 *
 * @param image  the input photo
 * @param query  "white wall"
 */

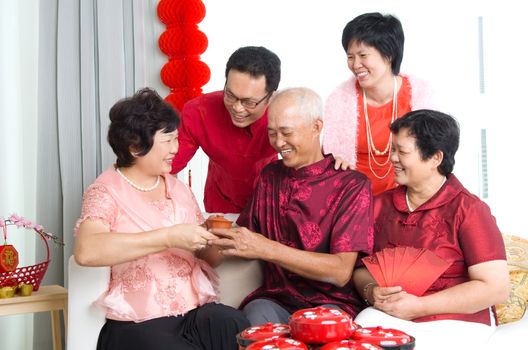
xmin=170 ymin=0 xmax=527 ymax=237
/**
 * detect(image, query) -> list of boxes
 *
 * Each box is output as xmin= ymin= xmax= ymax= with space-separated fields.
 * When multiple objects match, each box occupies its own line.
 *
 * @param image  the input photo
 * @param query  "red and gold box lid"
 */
xmin=246 ymin=337 xmax=308 ymax=350
xmin=237 ymin=322 xmax=290 ymax=346
xmin=352 ymin=327 xmax=415 ymax=349
xmin=289 ymin=306 xmax=358 ymax=344
xmin=320 ymin=339 xmax=382 ymax=350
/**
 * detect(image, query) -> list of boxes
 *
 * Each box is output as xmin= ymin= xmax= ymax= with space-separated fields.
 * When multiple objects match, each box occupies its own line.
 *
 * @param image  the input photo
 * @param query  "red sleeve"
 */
xmin=171 ymin=102 xmax=200 ymax=174
xmin=330 ymin=174 xmax=374 ymax=255
xmin=458 ymin=198 xmax=506 ymax=266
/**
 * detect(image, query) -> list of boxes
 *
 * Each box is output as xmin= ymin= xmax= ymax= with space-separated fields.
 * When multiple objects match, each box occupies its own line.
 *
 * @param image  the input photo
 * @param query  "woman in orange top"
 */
xmin=323 ymin=12 xmax=435 ymax=195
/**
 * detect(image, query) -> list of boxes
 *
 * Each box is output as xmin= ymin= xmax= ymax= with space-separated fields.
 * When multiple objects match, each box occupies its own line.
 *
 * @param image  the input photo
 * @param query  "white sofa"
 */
xmin=66 ymin=254 xmax=262 ymax=350
xmin=486 ymin=314 xmax=527 ymax=348
xmin=66 ymin=254 xmax=527 ymax=349
xmin=67 ymin=211 xmax=527 ymax=350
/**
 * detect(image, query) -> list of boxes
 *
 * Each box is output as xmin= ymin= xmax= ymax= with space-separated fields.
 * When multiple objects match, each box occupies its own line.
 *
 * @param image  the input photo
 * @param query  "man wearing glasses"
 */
xmin=171 ymin=46 xmax=281 ymax=214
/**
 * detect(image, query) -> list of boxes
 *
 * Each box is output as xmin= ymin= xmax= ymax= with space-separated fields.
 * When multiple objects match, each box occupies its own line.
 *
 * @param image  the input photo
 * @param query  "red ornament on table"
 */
xmin=0 ymin=224 xmax=19 ymax=273
xmin=0 ymin=245 xmax=19 ymax=273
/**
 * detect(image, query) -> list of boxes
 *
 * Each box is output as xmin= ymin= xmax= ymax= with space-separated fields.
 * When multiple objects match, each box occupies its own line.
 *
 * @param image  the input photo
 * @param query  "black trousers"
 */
xmin=97 ymin=303 xmax=249 ymax=350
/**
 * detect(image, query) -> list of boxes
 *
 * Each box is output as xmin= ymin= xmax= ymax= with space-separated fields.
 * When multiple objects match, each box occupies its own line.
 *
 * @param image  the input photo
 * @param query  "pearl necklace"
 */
xmin=405 ymin=176 xmax=447 ymax=212
xmin=116 ymin=168 xmax=160 ymax=192
xmin=362 ymin=76 xmax=398 ymax=179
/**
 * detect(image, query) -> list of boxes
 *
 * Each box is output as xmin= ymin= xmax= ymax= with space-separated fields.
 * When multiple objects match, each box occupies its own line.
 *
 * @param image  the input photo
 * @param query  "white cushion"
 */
xmin=215 ymin=257 xmax=262 ymax=308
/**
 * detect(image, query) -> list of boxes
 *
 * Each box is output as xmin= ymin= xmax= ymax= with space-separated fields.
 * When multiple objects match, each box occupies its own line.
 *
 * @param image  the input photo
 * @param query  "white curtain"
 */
xmin=0 ymin=1 xmax=39 ymax=348
xmin=31 ymin=0 xmax=165 ymax=349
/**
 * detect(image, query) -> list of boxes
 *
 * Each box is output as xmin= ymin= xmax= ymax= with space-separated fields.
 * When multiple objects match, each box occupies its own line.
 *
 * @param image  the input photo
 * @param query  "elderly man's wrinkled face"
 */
xmin=267 ymin=95 xmax=323 ymax=170
xmin=223 ymin=70 xmax=270 ymax=128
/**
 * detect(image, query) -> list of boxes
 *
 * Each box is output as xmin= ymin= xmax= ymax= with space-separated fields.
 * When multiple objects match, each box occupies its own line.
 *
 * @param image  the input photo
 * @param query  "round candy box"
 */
xmin=352 ymin=327 xmax=415 ymax=350
xmin=205 ymin=215 xmax=233 ymax=229
xmin=237 ymin=323 xmax=290 ymax=349
xmin=320 ymin=339 xmax=382 ymax=350
xmin=289 ymin=306 xmax=358 ymax=344
xmin=246 ymin=338 xmax=308 ymax=350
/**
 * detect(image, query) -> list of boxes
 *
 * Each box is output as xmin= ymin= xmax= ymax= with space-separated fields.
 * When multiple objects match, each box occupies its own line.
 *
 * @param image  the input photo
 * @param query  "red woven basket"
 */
xmin=0 ymin=229 xmax=50 ymax=291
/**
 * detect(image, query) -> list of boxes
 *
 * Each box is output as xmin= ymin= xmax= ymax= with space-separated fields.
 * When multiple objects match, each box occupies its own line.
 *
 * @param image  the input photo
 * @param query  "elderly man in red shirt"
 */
xmin=171 ymin=46 xmax=280 ymax=214
xmin=210 ymin=87 xmax=374 ymax=325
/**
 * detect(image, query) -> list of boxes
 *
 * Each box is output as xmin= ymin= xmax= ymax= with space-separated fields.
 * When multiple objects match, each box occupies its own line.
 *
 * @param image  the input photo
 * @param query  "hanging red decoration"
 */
xmin=158 ymin=27 xmax=208 ymax=57
xmin=165 ymin=88 xmax=203 ymax=112
xmin=160 ymin=59 xmax=211 ymax=88
xmin=157 ymin=0 xmax=210 ymax=112
xmin=157 ymin=0 xmax=205 ymax=25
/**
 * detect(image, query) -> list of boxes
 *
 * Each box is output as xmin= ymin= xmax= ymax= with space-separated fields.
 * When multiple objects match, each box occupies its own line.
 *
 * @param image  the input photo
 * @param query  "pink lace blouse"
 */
xmin=75 ymin=168 xmax=219 ymax=322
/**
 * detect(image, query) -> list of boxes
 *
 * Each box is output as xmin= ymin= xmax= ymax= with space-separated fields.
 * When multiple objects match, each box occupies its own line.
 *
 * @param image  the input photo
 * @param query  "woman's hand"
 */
xmin=374 ymin=291 xmax=423 ymax=320
xmin=167 ymin=224 xmax=218 ymax=252
xmin=334 ymin=156 xmax=353 ymax=170
xmin=195 ymin=246 xmax=224 ymax=267
xmin=371 ymin=285 xmax=402 ymax=304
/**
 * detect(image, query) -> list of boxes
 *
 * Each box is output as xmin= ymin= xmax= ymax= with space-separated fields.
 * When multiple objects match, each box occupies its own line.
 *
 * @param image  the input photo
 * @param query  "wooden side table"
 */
xmin=0 ymin=285 xmax=68 ymax=350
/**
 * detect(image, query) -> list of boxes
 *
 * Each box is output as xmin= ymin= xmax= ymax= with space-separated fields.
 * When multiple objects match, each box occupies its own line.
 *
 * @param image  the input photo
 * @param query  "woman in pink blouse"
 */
xmin=74 ymin=88 xmax=249 ymax=350
xmin=353 ymin=109 xmax=510 ymax=348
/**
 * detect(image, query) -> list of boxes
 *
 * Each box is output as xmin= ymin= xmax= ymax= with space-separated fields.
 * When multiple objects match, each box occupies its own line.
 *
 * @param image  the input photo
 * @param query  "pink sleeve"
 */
xmin=323 ymin=78 xmax=359 ymax=167
xmin=74 ymin=183 xmax=117 ymax=235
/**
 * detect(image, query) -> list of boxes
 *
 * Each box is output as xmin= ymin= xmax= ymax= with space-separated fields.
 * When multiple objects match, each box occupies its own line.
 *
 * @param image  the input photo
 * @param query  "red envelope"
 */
xmin=395 ymin=248 xmax=452 ymax=296
xmin=362 ymin=247 xmax=452 ymax=296
xmin=362 ymin=254 xmax=387 ymax=287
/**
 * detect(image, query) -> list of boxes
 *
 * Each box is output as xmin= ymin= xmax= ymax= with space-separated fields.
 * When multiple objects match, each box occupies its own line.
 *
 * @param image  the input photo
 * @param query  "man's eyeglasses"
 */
xmin=223 ymin=86 xmax=271 ymax=109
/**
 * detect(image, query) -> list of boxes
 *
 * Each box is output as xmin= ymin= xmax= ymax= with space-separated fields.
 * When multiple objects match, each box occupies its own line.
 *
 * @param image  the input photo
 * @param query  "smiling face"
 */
xmin=267 ymin=94 xmax=323 ymax=170
xmin=134 ymin=129 xmax=179 ymax=176
xmin=223 ymin=69 xmax=270 ymax=128
xmin=347 ymin=40 xmax=394 ymax=90
xmin=390 ymin=128 xmax=442 ymax=189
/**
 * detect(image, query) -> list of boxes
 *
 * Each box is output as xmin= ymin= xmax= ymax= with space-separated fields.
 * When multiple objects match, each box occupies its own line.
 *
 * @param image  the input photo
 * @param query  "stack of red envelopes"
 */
xmin=362 ymin=246 xmax=452 ymax=296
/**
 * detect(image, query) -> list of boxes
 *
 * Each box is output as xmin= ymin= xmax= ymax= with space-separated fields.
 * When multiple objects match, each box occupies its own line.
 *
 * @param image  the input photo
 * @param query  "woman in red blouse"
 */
xmin=353 ymin=109 xmax=510 ymax=348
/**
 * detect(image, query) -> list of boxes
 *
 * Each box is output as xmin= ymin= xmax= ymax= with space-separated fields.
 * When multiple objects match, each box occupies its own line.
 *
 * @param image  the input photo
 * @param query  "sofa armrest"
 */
xmin=67 ymin=255 xmax=110 ymax=350
xmin=486 ymin=312 xmax=528 ymax=348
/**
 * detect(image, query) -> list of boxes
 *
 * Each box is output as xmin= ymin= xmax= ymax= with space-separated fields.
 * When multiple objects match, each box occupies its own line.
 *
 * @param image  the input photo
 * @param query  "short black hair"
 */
xmin=225 ymin=46 xmax=281 ymax=93
xmin=341 ymin=12 xmax=404 ymax=75
xmin=390 ymin=109 xmax=460 ymax=176
xmin=107 ymin=88 xmax=180 ymax=168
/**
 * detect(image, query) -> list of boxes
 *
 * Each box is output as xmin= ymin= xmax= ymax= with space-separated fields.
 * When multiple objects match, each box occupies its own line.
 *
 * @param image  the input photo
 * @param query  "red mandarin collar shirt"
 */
xmin=373 ymin=174 xmax=506 ymax=325
xmin=171 ymin=91 xmax=277 ymax=213
xmin=237 ymin=155 xmax=374 ymax=317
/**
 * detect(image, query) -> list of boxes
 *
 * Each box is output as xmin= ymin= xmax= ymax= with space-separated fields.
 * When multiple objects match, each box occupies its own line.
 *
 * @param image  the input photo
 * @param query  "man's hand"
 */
xmin=208 ymin=227 xmax=271 ymax=260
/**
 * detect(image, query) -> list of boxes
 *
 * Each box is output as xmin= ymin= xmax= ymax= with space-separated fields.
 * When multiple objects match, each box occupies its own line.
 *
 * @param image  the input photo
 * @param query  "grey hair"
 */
xmin=270 ymin=87 xmax=323 ymax=124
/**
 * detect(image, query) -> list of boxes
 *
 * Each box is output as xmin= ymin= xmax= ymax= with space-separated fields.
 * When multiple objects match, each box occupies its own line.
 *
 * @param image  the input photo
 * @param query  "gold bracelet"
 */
xmin=363 ymin=282 xmax=376 ymax=306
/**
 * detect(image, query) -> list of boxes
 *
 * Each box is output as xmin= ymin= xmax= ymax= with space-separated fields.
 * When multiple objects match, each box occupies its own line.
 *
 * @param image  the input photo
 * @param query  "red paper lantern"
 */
xmin=157 ymin=0 xmax=209 ymax=111
xmin=158 ymin=26 xmax=208 ymax=57
xmin=165 ymin=88 xmax=203 ymax=111
xmin=157 ymin=0 xmax=206 ymax=25
xmin=0 ymin=244 xmax=19 ymax=273
xmin=160 ymin=58 xmax=210 ymax=89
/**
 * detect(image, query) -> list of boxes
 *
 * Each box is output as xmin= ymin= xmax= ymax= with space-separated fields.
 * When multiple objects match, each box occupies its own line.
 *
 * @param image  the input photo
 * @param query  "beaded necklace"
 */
xmin=116 ymin=168 xmax=160 ymax=192
xmin=362 ymin=76 xmax=398 ymax=179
